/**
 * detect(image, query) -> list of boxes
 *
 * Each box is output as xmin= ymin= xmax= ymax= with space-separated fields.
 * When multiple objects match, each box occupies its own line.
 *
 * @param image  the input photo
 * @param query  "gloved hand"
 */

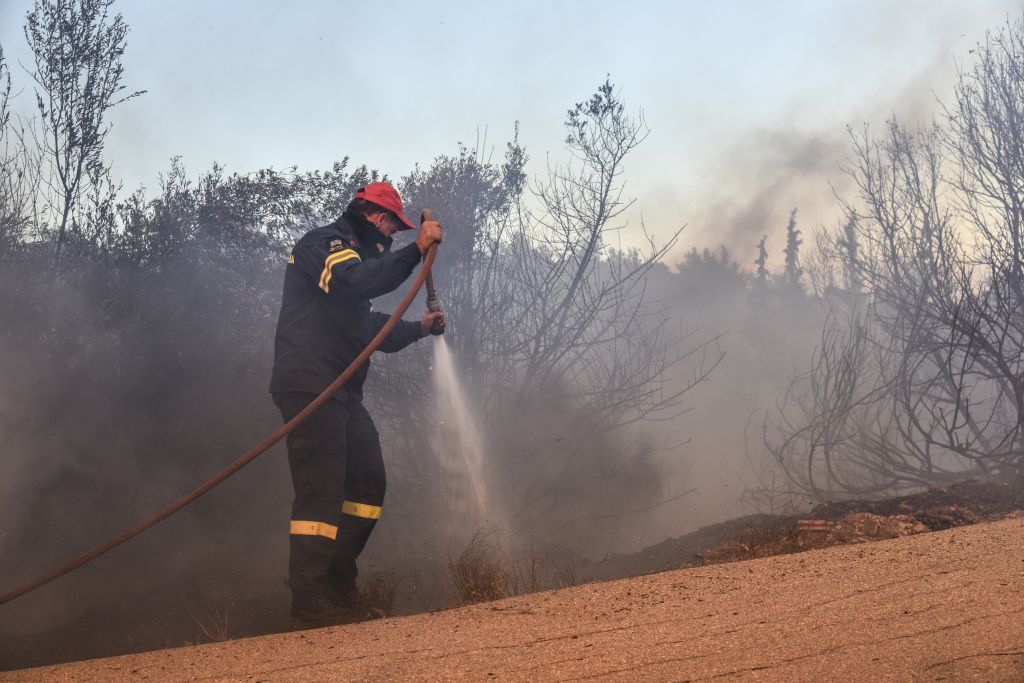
xmin=420 ymin=309 xmax=446 ymax=337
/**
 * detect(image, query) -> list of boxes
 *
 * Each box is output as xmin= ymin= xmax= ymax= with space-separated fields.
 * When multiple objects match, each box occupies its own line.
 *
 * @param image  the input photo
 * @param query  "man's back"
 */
xmin=270 ymin=214 xmax=423 ymax=399
xmin=270 ymin=220 xmax=374 ymax=397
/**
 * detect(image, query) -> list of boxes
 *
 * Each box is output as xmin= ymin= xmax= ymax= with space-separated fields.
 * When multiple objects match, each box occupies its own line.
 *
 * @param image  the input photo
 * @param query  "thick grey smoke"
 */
xmin=0 ymin=253 xmax=294 ymax=666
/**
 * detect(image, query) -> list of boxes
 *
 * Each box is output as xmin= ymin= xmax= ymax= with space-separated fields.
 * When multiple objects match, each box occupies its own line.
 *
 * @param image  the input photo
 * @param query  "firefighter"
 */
xmin=269 ymin=181 xmax=443 ymax=628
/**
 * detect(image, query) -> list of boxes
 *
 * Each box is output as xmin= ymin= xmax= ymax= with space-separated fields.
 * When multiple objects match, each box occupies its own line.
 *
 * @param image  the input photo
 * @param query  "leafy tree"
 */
xmin=24 ymin=0 xmax=144 ymax=257
xmin=782 ymin=208 xmax=802 ymax=290
xmin=754 ymin=235 xmax=769 ymax=285
xmin=0 ymin=44 xmax=31 ymax=257
xmin=399 ymin=131 xmax=526 ymax=378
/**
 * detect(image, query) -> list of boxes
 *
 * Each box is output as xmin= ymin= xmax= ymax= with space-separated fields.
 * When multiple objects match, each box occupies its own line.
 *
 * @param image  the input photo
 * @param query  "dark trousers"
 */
xmin=273 ymin=392 xmax=386 ymax=600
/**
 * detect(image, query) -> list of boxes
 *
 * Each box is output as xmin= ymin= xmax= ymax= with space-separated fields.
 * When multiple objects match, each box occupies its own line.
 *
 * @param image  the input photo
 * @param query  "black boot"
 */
xmin=327 ymin=562 xmax=358 ymax=609
xmin=289 ymin=591 xmax=357 ymax=631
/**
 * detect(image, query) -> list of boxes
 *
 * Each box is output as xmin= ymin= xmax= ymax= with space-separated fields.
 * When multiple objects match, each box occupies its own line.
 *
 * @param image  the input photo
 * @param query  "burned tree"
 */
xmin=491 ymin=81 xmax=721 ymax=535
xmin=767 ymin=17 xmax=1024 ymax=498
xmin=943 ymin=18 xmax=1024 ymax=474
xmin=503 ymin=80 xmax=707 ymax=426
xmin=370 ymin=81 xmax=722 ymax=547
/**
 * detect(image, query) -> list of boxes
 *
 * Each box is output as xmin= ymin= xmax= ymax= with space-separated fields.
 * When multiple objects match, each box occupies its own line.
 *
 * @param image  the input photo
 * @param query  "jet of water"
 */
xmin=431 ymin=336 xmax=493 ymax=527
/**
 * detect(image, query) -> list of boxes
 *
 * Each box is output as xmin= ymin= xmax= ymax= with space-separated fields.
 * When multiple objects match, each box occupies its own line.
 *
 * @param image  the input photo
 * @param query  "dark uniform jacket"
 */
xmin=269 ymin=210 xmax=424 ymax=401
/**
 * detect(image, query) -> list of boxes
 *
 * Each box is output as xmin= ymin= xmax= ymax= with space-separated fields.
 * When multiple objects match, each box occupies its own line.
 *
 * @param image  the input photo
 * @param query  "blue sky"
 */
xmin=0 ymin=0 xmax=1020 ymax=263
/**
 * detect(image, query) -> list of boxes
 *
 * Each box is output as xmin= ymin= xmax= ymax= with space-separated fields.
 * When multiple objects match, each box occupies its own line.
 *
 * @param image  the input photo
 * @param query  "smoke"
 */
xmin=0 ymin=251 xmax=292 ymax=663
xmin=634 ymin=5 xmax=983 ymax=269
xmin=618 ymin=7 xmax=1016 ymax=536
xmin=679 ymin=128 xmax=851 ymax=264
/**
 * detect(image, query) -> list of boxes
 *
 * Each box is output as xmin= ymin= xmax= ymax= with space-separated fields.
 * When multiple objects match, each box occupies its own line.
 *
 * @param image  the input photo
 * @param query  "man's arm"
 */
xmin=292 ymin=218 xmax=442 ymax=300
xmin=369 ymin=309 xmax=445 ymax=353
xmin=315 ymin=242 xmax=423 ymax=300
xmin=370 ymin=312 xmax=423 ymax=353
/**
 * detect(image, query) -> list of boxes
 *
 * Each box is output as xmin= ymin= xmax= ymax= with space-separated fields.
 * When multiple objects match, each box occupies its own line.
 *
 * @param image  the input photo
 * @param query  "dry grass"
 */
xmin=738 ymin=471 xmax=811 ymax=516
xmin=695 ymin=512 xmax=936 ymax=565
xmin=448 ymin=531 xmax=508 ymax=604
xmin=448 ymin=532 xmax=588 ymax=603
xmin=186 ymin=606 xmax=230 ymax=642
xmin=353 ymin=574 xmax=397 ymax=619
xmin=506 ymin=555 xmax=585 ymax=595
xmin=506 ymin=556 xmax=543 ymax=595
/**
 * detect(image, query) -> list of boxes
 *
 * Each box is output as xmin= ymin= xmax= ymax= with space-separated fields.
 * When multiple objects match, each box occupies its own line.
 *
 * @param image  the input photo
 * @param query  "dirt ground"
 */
xmin=3 ymin=514 xmax=1022 ymax=681
xmin=1 ymin=480 xmax=1022 ymax=676
xmin=593 ymin=479 xmax=1024 ymax=579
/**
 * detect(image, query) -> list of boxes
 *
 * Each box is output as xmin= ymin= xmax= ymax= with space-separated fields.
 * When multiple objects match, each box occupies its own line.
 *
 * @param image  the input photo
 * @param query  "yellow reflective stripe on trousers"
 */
xmin=342 ymin=500 xmax=382 ymax=520
xmin=318 ymin=250 xmax=361 ymax=292
xmin=289 ymin=520 xmax=338 ymax=540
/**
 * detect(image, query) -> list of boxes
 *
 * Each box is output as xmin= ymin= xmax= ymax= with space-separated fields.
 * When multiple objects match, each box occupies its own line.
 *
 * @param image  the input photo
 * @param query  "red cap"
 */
xmin=355 ymin=182 xmax=416 ymax=230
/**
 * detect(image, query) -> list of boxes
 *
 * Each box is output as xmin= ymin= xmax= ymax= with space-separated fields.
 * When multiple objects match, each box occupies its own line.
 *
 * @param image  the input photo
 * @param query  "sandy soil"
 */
xmin=3 ymin=516 xmax=1022 ymax=682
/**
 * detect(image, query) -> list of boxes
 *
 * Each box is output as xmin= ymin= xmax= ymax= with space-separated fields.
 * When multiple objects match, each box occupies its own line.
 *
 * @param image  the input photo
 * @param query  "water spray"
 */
xmin=421 ymin=213 xmax=499 ymax=529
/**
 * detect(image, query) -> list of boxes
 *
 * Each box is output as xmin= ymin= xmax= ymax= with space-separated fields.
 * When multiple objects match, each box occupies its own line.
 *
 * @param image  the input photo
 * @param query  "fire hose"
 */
xmin=0 ymin=212 xmax=441 ymax=607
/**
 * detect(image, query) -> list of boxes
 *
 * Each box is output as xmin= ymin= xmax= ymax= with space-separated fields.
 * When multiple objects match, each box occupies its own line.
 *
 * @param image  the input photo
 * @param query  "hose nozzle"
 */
xmin=421 ymin=208 xmax=442 ymax=313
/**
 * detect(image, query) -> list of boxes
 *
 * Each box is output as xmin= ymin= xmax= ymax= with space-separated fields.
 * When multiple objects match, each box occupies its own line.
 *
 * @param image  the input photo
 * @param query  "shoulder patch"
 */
xmin=328 ymin=239 xmax=346 ymax=253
